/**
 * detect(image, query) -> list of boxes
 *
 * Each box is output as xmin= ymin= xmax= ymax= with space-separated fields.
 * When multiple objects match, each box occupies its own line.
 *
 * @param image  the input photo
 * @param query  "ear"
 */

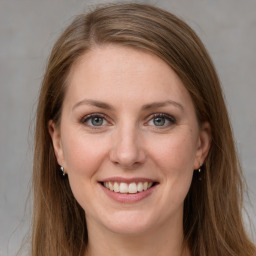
xmin=48 ymin=120 xmax=66 ymax=169
xmin=194 ymin=121 xmax=211 ymax=169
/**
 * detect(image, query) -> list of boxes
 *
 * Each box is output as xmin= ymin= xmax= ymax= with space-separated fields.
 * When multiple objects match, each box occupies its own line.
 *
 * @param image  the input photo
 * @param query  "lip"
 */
xmin=100 ymin=177 xmax=157 ymax=183
xmin=98 ymin=177 xmax=159 ymax=203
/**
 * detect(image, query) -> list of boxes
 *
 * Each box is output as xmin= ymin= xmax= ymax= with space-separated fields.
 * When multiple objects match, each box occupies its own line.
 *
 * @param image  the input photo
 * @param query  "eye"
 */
xmin=147 ymin=113 xmax=175 ymax=127
xmin=81 ymin=114 xmax=108 ymax=127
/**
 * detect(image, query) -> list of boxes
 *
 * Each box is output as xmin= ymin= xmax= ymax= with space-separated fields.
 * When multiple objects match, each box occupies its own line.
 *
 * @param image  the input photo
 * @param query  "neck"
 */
xmin=84 ymin=216 xmax=190 ymax=256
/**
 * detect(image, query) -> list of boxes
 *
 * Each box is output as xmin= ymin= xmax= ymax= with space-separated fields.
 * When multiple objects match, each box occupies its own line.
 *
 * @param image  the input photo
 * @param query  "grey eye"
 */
xmin=81 ymin=114 xmax=107 ymax=127
xmin=147 ymin=113 xmax=176 ymax=128
xmin=90 ymin=116 xmax=104 ymax=126
xmin=153 ymin=116 xmax=166 ymax=126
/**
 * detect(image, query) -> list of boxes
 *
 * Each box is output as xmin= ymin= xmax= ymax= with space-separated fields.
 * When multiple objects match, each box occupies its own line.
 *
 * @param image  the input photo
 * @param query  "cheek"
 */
xmin=148 ymin=131 xmax=197 ymax=203
xmin=61 ymin=132 xmax=109 ymax=177
xmin=149 ymin=131 xmax=198 ymax=174
xmin=61 ymin=132 xmax=110 ymax=211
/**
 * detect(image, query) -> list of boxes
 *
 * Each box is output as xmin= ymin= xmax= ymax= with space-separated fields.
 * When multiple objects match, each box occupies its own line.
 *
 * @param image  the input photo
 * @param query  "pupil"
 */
xmin=154 ymin=117 xmax=165 ymax=126
xmin=92 ymin=117 xmax=103 ymax=126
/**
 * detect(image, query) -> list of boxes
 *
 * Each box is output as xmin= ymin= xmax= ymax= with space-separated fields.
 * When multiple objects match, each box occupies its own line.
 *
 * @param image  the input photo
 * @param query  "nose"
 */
xmin=109 ymin=125 xmax=146 ymax=169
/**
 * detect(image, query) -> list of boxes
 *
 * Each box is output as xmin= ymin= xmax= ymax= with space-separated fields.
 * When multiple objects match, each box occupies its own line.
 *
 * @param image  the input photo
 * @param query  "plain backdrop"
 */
xmin=0 ymin=0 xmax=255 ymax=255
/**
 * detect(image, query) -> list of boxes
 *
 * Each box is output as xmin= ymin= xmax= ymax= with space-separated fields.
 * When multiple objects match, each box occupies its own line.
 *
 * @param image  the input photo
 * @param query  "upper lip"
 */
xmin=99 ymin=177 xmax=158 ymax=183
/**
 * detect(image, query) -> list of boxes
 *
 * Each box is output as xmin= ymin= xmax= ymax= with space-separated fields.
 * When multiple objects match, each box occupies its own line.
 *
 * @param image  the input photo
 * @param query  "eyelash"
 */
xmin=80 ymin=113 xmax=176 ymax=128
xmin=80 ymin=113 xmax=110 ymax=128
xmin=146 ymin=113 xmax=176 ymax=128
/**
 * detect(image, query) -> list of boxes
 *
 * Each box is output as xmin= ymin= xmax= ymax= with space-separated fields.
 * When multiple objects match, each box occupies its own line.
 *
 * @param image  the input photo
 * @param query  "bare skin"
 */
xmin=49 ymin=45 xmax=211 ymax=256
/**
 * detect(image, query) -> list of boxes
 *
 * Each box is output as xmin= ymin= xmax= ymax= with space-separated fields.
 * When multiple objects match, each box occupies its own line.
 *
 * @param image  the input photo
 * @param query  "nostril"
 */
xmin=109 ymin=138 xmax=146 ymax=167
xmin=113 ymin=161 xmax=142 ymax=171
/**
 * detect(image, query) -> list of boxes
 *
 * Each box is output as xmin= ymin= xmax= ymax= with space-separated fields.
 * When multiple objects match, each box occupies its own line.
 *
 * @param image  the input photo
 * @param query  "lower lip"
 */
xmin=100 ymin=184 xmax=157 ymax=203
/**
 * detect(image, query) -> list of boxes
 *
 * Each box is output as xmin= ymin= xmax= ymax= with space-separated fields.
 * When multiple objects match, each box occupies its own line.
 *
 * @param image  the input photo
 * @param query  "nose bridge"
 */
xmin=110 ymin=120 xmax=145 ymax=168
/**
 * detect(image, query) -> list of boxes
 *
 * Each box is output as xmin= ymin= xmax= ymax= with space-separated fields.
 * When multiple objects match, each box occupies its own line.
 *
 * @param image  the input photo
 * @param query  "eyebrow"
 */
xmin=72 ymin=99 xmax=114 ymax=111
xmin=72 ymin=99 xmax=184 ymax=112
xmin=142 ymin=100 xmax=184 ymax=112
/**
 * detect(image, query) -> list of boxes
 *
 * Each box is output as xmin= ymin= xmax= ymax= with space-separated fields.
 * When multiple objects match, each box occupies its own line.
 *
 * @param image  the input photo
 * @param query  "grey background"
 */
xmin=0 ymin=0 xmax=255 ymax=255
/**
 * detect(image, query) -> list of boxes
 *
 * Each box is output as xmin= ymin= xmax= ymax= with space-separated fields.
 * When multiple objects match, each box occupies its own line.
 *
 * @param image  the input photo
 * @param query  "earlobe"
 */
xmin=194 ymin=122 xmax=212 ymax=169
xmin=48 ymin=120 xmax=65 ymax=167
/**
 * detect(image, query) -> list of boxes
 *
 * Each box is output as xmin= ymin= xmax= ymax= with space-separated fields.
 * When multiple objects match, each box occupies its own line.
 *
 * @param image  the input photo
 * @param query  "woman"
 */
xmin=32 ymin=3 xmax=255 ymax=256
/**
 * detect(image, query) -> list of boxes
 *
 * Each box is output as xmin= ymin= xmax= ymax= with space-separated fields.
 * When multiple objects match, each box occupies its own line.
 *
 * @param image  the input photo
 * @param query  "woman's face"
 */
xmin=50 ymin=45 xmax=211 ymax=235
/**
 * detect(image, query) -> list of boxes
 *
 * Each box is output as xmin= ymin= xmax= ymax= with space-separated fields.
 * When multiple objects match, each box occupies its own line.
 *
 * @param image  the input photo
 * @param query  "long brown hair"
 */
xmin=32 ymin=3 xmax=255 ymax=256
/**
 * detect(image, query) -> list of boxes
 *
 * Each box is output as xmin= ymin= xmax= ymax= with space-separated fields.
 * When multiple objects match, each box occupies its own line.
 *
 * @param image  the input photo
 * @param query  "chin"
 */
xmin=99 ymin=210 xmax=158 ymax=235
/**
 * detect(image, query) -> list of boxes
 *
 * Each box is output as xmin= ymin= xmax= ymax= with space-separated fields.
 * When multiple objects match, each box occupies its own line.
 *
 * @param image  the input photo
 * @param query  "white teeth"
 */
xmin=128 ymin=183 xmax=137 ymax=193
xmin=143 ymin=182 xmax=148 ymax=191
xmin=137 ymin=182 xmax=143 ymax=192
xmin=103 ymin=181 xmax=155 ymax=194
xmin=109 ymin=182 xmax=114 ymax=191
xmin=113 ymin=182 xmax=120 ymax=192
xmin=120 ymin=183 xmax=128 ymax=193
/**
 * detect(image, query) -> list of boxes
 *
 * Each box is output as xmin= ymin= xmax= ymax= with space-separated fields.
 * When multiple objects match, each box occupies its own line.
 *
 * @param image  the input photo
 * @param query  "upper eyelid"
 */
xmin=145 ymin=113 xmax=176 ymax=129
xmin=146 ymin=113 xmax=176 ymax=122
xmin=79 ymin=112 xmax=176 ymax=124
xmin=81 ymin=113 xmax=109 ymax=123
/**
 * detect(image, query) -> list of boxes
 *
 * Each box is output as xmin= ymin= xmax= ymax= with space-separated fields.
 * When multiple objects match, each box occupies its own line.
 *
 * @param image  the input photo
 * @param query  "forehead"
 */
xmin=64 ymin=45 xmax=194 ymax=112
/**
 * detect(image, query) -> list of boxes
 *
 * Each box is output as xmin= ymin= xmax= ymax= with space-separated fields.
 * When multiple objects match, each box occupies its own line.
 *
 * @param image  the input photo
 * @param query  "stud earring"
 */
xmin=197 ymin=164 xmax=203 ymax=181
xmin=194 ymin=164 xmax=203 ymax=181
xmin=60 ymin=166 xmax=67 ymax=177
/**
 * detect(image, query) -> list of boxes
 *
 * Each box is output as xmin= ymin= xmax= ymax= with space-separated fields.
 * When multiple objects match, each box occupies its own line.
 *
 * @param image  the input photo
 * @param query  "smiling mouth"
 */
xmin=101 ymin=181 xmax=157 ymax=194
